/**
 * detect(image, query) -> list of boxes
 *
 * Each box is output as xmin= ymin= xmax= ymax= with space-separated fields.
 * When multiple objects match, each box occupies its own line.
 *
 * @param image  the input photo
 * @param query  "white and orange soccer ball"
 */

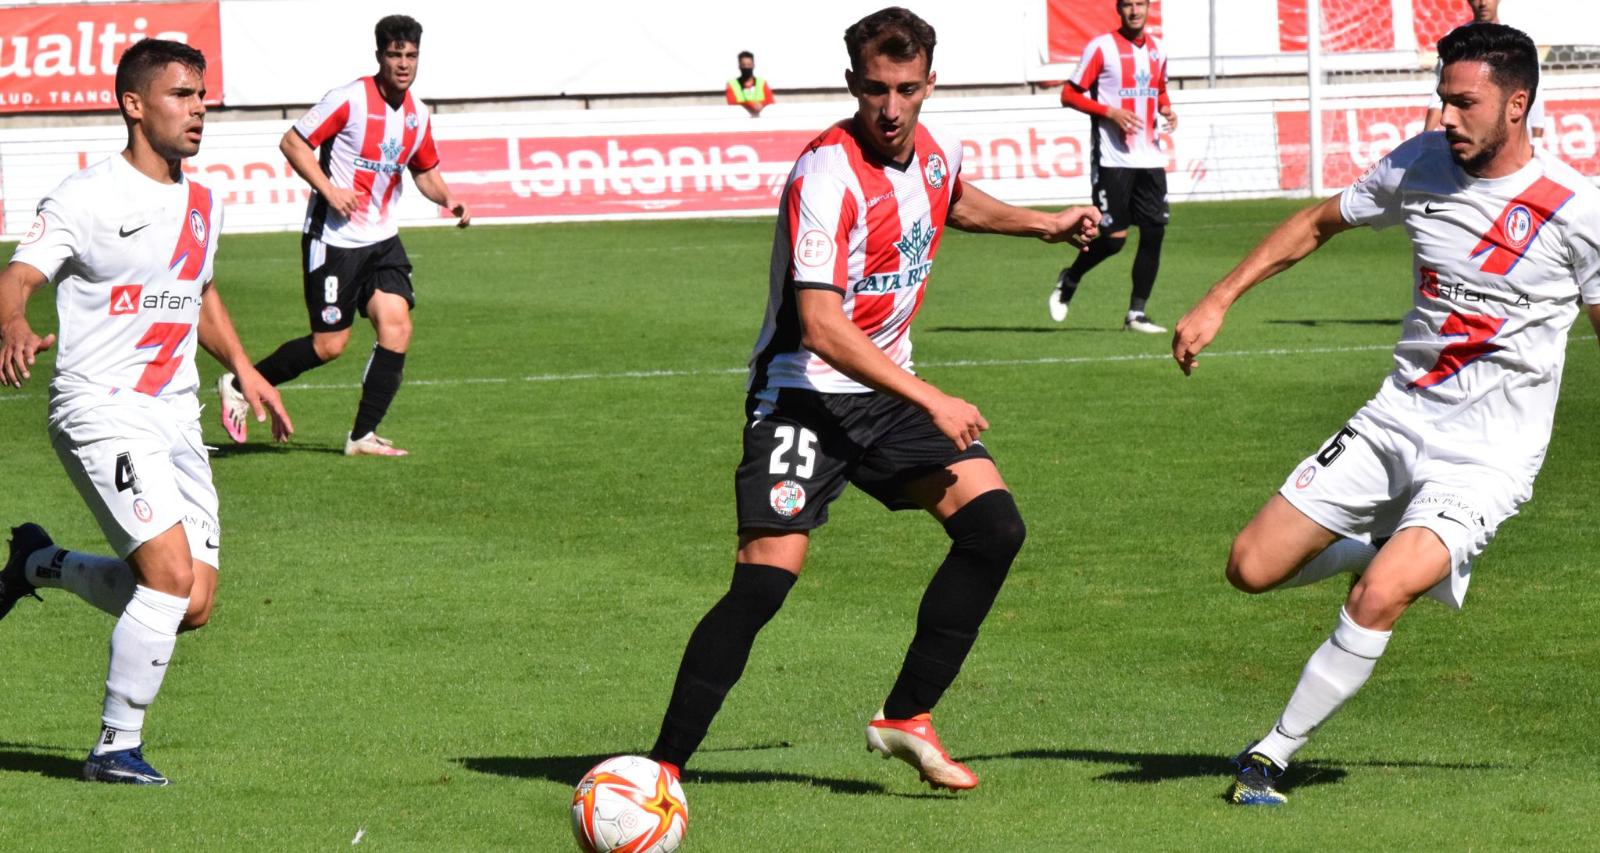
xmin=570 ymin=755 xmax=688 ymax=853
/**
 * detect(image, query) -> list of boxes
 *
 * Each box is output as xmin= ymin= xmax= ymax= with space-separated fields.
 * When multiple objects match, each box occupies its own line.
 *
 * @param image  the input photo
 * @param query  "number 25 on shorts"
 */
xmin=769 ymin=425 xmax=817 ymax=479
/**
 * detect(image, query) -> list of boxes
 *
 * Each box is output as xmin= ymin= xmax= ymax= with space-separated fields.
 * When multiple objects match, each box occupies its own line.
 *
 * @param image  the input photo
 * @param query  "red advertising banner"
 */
xmin=0 ymin=1 xmax=222 ymax=113
xmin=1047 ymin=0 xmax=1163 ymax=64
xmin=1273 ymin=99 xmax=1600 ymax=191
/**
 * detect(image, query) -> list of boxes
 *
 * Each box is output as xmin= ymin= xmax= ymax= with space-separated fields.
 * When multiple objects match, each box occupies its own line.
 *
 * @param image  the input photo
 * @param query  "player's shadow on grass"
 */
xmin=972 ymin=748 xmax=1502 ymax=792
xmin=459 ymin=752 xmax=895 ymax=796
xmin=0 ymin=742 xmax=83 ymax=780
xmin=1265 ymin=318 xmax=1400 ymax=327
xmin=210 ymin=443 xmax=345 ymax=459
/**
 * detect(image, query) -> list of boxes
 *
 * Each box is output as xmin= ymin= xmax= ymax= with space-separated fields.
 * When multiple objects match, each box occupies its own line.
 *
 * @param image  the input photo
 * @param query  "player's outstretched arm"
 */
xmin=279 ymin=130 xmax=361 ymax=218
xmin=948 ymin=183 xmax=1100 ymax=248
xmin=0 ymin=261 xmax=54 ymax=388
xmin=197 ymin=284 xmax=293 ymax=442
xmin=1172 ymin=194 xmax=1354 ymax=376
xmin=413 ymin=167 xmax=471 ymax=228
xmin=796 ymin=288 xmax=987 ymax=450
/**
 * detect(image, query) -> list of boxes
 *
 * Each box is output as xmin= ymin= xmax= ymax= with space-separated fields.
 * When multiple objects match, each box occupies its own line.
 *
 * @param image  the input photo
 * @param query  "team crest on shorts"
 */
xmin=924 ymin=153 xmax=947 ymax=189
xmin=1295 ymin=466 xmax=1317 ymax=489
xmin=322 ymin=306 xmax=342 ymax=325
xmin=133 ymin=498 xmax=153 ymax=523
xmin=189 ymin=209 xmax=207 ymax=245
xmin=769 ymin=480 xmax=806 ymax=518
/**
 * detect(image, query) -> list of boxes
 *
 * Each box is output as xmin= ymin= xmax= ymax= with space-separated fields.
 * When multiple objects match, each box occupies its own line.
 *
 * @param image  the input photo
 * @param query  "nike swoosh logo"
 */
xmin=1423 ymin=203 xmax=1447 ymax=215
xmin=118 ymin=223 xmax=149 ymax=238
xmin=205 ymin=537 xmax=220 ymax=549
xmin=1436 ymin=510 xmax=1472 ymax=529
xmin=152 ymin=658 xmax=169 ymax=667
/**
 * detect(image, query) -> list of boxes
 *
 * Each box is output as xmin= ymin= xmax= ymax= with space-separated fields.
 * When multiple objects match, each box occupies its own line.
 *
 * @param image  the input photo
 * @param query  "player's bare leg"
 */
xmin=84 ymin=523 xmax=197 ymax=785
xmin=649 ymin=531 xmax=807 ymax=778
xmin=1231 ymin=527 xmax=1449 ymax=805
xmin=864 ymin=459 xmax=1021 ymax=791
xmin=1227 ymin=495 xmax=1348 ymax=593
xmin=345 ymin=290 xmax=411 ymax=457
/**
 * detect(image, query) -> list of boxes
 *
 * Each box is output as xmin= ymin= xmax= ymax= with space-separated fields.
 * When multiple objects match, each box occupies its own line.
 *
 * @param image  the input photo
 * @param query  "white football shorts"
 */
xmin=1277 ymin=404 xmax=1528 ymax=609
xmin=48 ymin=393 xmax=220 ymax=568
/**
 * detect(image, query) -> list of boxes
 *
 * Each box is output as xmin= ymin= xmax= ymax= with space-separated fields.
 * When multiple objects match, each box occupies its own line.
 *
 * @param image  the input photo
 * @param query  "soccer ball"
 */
xmin=570 ymin=755 xmax=688 ymax=853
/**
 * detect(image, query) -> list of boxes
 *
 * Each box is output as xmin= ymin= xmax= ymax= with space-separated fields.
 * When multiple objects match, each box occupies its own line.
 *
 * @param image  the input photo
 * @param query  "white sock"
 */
xmin=26 ymin=547 xmax=135 ymax=617
xmin=97 ymin=585 xmax=189 ymax=754
xmin=1277 ymin=539 xmax=1378 ymax=589
xmin=1253 ymin=607 xmax=1391 ymax=768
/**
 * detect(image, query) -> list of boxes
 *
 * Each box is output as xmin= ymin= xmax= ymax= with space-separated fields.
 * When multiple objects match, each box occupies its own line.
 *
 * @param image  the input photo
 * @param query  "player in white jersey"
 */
xmin=1423 ymin=0 xmax=1547 ymax=141
xmin=215 ymin=14 xmax=470 ymax=457
xmin=644 ymin=7 xmax=1099 ymax=792
xmin=0 ymin=39 xmax=291 ymax=785
xmin=1170 ymin=23 xmax=1600 ymax=806
xmin=1051 ymin=0 xmax=1176 ymax=333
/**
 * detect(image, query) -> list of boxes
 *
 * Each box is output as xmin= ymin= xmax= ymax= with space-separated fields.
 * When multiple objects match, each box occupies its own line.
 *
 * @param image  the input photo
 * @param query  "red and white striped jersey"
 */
xmin=1341 ymin=132 xmax=1600 ymax=481
xmin=11 ymin=155 xmax=220 ymax=410
xmin=292 ymin=77 xmax=440 ymax=248
xmin=747 ymin=120 xmax=964 ymax=397
xmin=1068 ymin=31 xmax=1169 ymax=169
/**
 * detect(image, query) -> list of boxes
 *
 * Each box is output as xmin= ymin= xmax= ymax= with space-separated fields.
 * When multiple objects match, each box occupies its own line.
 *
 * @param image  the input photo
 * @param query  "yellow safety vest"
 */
xmin=727 ymin=77 xmax=770 ymax=104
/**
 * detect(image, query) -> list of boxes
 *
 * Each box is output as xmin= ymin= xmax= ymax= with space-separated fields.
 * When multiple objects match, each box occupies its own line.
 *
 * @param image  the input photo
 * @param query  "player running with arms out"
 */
xmin=0 ymin=39 xmax=292 ymax=785
xmin=1051 ymin=0 xmax=1176 ymax=333
xmin=216 ymin=14 xmax=469 ymax=457
xmin=645 ymin=6 xmax=1099 ymax=792
xmin=1171 ymin=23 xmax=1600 ymax=806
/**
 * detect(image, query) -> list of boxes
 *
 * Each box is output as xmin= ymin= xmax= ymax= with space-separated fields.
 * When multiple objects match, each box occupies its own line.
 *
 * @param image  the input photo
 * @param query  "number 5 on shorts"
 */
xmin=1316 ymin=425 xmax=1359 ymax=466
xmin=769 ymin=425 xmax=817 ymax=479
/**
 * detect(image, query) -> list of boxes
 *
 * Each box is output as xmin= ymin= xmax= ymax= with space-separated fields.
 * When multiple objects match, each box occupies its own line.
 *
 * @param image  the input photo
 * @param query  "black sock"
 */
xmin=1060 ymin=235 xmax=1127 ymax=301
xmin=1129 ymin=225 xmax=1164 ymax=315
xmin=245 ymin=335 xmax=323 ymax=390
xmin=883 ymin=490 xmax=1026 ymax=720
xmin=351 ymin=345 xmax=405 ymax=439
xmin=650 ymin=563 xmax=796 ymax=769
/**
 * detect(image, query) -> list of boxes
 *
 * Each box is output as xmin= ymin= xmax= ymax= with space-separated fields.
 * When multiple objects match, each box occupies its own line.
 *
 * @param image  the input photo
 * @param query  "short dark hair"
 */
xmin=844 ymin=7 xmax=936 ymax=73
xmin=738 ymin=51 xmax=754 ymax=62
xmin=1438 ymin=22 xmax=1539 ymax=105
xmin=115 ymin=39 xmax=206 ymax=118
xmin=375 ymin=14 xmax=422 ymax=50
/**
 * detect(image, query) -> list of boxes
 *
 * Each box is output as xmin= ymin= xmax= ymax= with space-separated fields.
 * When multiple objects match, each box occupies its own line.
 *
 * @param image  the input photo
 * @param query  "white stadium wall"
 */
xmin=0 ymin=0 xmax=1597 ymax=238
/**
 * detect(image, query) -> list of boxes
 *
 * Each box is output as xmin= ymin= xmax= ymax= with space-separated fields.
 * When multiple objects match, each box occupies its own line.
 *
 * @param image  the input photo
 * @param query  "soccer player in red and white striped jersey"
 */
xmin=645 ymin=7 xmax=1099 ymax=792
xmin=1053 ymin=0 xmax=1177 ymax=333
xmin=217 ymin=15 xmax=470 ymax=457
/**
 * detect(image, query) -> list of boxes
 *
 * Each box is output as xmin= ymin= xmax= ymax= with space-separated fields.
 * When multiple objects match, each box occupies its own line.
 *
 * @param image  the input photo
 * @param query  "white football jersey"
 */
xmin=10 ymin=154 xmax=219 ymax=411
xmin=1340 ymin=131 xmax=1600 ymax=480
xmin=292 ymin=77 xmax=440 ymax=248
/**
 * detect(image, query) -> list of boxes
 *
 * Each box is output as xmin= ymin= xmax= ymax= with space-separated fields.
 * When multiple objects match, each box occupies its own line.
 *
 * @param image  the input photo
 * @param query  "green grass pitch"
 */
xmin=2 ymin=198 xmax=1597 ymax=850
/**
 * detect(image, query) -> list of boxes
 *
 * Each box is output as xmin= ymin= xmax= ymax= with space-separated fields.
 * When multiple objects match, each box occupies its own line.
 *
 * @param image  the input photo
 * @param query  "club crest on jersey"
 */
xmin=188 ymin=210 xmax=207 ymax=246
xmin=405 ymin=112 xmax=419 ymax=130
xmin=109 ymin=284 xmax=143 ymax=316
xmin=1503 ymin=205 xmax=1533 ymax=248
xmin=924 ymin=153 xmax=947 ymax=189
xmin=769 ymin=480 xmax=806 ymax=518
xmin=895 ymin=221 xmax=936 ymax=264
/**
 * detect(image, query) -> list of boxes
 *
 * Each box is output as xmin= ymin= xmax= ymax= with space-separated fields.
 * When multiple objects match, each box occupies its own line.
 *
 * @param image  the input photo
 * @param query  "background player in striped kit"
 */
xmin=645 ymin=6 xmax=1100 ymax=792
xmin=1052 ymin=0 xmax=1176 ymax=333
xmin=217 ymin=14 xmax=470 ymax=457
